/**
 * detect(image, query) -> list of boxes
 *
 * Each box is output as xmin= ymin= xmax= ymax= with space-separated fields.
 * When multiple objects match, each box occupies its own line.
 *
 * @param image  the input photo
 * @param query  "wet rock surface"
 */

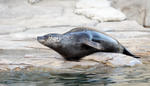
xmin=0 ymin=0 xmax=149 ymax=73
xmin=0 ymin=49 xmax=142 ymax=73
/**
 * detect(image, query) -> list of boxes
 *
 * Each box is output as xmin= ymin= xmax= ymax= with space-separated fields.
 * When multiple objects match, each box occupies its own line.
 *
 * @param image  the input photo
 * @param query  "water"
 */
xmin=0 ymin=64 xmax=150 ymax=86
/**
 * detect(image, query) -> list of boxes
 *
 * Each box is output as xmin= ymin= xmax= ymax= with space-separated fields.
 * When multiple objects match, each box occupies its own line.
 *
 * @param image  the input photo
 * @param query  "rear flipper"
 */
xmin=123 ymin=47 xmax=140 ymax=58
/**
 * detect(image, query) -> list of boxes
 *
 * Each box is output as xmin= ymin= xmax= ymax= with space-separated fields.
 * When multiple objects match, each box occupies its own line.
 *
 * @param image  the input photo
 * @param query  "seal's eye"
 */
xmin=43 ymin=35 xmax=49 ymax=40
xmin=50 ymin=34 xmax=57 ymax=37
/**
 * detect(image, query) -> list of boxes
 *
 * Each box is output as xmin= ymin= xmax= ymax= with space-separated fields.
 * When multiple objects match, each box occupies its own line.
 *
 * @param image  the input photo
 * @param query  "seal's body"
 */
xmin=37 ymin=27 xmax=139 ymax=61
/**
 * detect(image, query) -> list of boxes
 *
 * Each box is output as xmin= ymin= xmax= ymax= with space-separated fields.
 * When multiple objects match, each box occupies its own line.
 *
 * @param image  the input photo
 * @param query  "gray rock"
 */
xmin=0 ymin=0 xmax=94 ymax=28
xmin=0 ymin=49 xmax=142 ymax=73
xmin=83 ymin=53 xmax=142 ymax=67
xmin=95 ymin=20 xmax=145 ymax=31
xmin=111 ymin=0 xmax=148 ymax=26
xmin=0 ymin=25 xmax=27 ymax=35
xmin=74 ymin=0 xmax=126 ymax=22
xmin=27 ymin=0 xmax=42 ymax=4
xmin=145 ymin=0 xmax=150 ymax=27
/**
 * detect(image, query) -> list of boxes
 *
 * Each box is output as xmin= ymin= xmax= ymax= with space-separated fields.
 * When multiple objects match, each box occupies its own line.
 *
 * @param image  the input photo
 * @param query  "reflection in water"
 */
xmin=51 ymin=73 xmax=115 ymax=86
xmin=0 ymin=72 xmax=115 ymax=86
xmin=0 ymin=64 xmax=150 ymax=86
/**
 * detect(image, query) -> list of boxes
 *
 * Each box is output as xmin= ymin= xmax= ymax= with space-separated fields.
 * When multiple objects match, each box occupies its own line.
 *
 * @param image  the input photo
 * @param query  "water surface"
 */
xmin=0 ymin=64 xmax=150 ymax=86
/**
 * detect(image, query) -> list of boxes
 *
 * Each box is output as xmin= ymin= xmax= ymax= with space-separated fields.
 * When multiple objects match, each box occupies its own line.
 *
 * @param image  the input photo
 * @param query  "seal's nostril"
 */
xmin=37 ymin=36 xmax=42 ymax=40
xmin=37 ymin=36 xmax=46 ymax=44
xmin=37 ymin=36 xmax=45 ymax=42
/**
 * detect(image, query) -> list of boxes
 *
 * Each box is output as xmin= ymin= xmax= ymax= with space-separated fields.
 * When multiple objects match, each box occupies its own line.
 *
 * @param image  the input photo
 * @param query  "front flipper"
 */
xmin=82 ymin=40 xmax=105 ymax=50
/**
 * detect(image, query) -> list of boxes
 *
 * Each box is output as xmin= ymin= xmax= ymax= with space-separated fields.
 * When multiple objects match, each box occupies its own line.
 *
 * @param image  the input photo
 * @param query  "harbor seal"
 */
xmin=37 ymin=27 xmax=140 ymax=61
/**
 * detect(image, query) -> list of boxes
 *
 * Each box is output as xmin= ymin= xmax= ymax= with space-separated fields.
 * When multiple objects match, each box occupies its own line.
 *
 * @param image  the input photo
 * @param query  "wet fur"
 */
xmin=37 ymin=27 xmax=140 ymax=61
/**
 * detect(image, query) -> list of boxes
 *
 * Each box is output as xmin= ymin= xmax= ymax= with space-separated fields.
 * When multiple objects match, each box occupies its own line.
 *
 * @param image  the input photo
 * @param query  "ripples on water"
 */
xmin=0 ymin=64 xmax=150 ymax=86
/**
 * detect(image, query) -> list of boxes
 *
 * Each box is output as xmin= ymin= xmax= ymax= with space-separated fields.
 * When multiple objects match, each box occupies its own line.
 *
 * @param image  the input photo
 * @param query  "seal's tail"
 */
xmin=123 ymin=47 xmax=140 ymax=58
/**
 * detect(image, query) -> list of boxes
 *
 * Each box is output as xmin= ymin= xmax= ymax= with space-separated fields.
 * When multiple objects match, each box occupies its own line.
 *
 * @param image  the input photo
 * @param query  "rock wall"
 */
xmin=111 ymin=0 xmax=150 ymax=27
xmin=145 ymin=0 xmax=150 ymax=27
xmin=74 ymin=0 xmax=126 ymax=22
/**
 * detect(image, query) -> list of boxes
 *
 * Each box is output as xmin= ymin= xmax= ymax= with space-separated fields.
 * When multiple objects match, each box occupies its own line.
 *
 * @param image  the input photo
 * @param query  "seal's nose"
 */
xmin=37 ymin=36 xmax=42 ymax=40
xmin=37 ymin=36 xmax=45 ymax=43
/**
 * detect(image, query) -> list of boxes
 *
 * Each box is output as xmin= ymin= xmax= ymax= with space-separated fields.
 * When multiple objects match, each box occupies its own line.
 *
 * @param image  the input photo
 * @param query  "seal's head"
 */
xmin=37 ymin=33 xmax=62 ymax=48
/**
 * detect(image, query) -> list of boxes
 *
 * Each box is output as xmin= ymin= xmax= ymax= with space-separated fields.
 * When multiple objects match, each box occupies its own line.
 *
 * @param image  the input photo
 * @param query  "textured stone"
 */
xmin=27 ymin=0 xmax=42 ymax=4
xmin=0 ymin=49 xmax=142 ymax=73
xmin=74 ymin=0 xmax=126 ymax=22
xmin=145 ymin=0 xmax=150 ymax=27
xmin=0 ymin=0 xmax=94 ymax=28
xmin=83 ymin=53 xmax=142 ymax=67
xmin=95 ymin=20 xmax=145 ymax=31
xmin=111 ymin=0 xmax=149 ymax=26
xmin=0 ymin=26 xmax=27 ymax=35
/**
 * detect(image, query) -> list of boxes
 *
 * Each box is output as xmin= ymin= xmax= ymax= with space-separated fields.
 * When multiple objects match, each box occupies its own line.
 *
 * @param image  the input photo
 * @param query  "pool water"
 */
xmin=0 ymin=64 xmax=150 ymax=86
